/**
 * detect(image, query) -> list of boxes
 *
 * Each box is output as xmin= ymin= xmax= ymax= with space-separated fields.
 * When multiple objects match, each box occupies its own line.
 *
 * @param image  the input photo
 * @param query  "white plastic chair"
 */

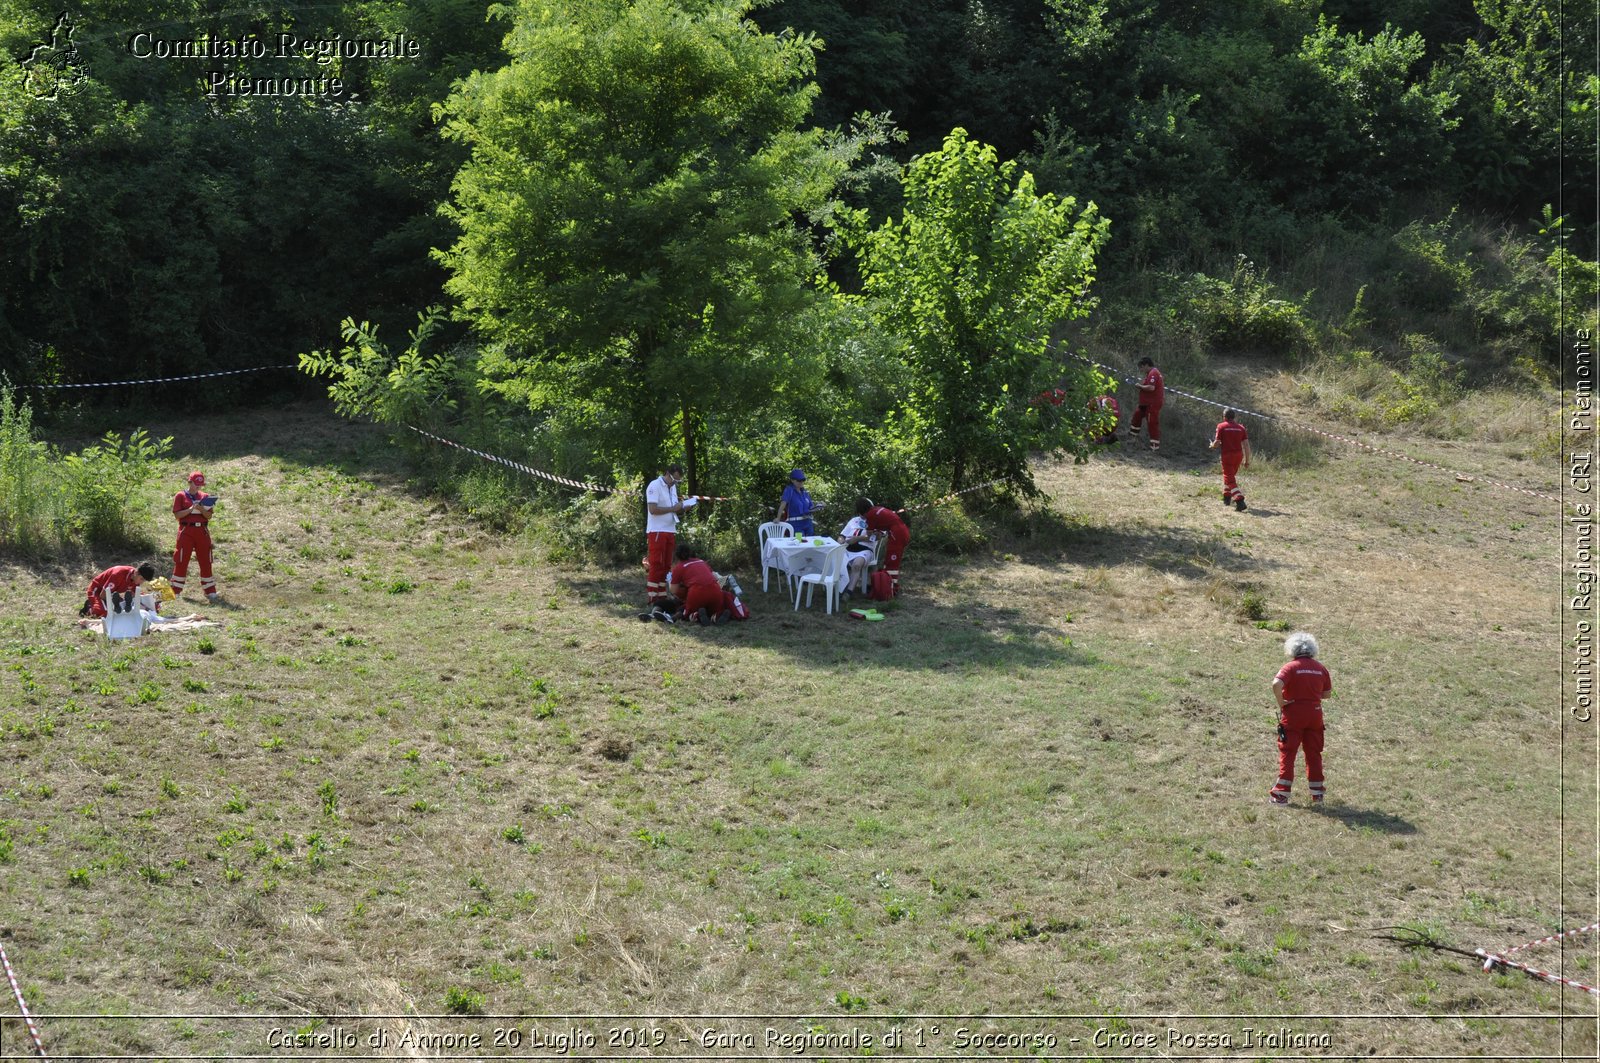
xmin=757 ymin=521 xmax=794 ymax=592
xmin=794 ymin=544 xmax=849 ymax=614
xmin=101 ymin=588 xmax=145 ymax=641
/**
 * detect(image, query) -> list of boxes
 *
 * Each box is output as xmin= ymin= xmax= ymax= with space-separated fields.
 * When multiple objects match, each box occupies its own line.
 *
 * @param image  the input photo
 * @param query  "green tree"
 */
xmin=843 ymin=129 xmax=1110 ymax=492
xmin=435 ymin=0 xmax=843 ymax=492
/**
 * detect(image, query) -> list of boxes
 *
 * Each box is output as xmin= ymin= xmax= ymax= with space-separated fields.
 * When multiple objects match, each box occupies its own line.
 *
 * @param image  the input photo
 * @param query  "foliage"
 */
xmin=842 ymin=129 xmax=1110 ymax=491
xmin=0 ymin=388 xmax=171 ymax=555
xmin=435 ymin=0 xmax=844 ymax=494
xmin=1173 ymin=256 xmax=1316 ymax=357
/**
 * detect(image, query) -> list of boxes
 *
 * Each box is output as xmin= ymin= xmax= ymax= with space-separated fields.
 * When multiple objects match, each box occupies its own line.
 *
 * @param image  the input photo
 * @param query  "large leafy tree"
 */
xmin=436 ymin=0 xmax=843 ymax=491
xmin=844 ymin=129 xmax=1110 ymax=493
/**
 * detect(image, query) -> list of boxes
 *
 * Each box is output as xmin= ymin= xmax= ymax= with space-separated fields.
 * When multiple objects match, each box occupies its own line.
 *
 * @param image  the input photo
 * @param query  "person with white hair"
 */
xmin=1269 ymin=631 xmax=1333 ymax=806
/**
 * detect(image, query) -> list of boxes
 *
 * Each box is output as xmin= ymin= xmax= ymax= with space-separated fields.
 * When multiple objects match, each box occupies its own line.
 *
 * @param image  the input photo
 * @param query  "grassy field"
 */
xmin=0 ymin=395 xmax=1593 ymax=1061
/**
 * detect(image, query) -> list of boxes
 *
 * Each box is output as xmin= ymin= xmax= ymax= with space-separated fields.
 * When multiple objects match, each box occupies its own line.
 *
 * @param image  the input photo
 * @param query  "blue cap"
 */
xmin=789 ymin=469 xmax=805 ymax=481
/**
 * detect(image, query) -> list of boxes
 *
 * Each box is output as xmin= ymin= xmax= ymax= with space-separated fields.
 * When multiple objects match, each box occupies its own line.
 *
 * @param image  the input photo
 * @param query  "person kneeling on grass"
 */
xmin=1269 ymin=631 xmax=1333 ymax=807
xmin=666 ymin=544 xmax=736 ymax=626
xmin=81 ymin=563 xmax=156 ymax=618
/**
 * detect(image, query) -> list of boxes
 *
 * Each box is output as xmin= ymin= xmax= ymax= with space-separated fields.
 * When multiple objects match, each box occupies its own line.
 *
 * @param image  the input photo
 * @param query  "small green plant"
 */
xmin=834 ymin=990 xmax=868 ymax=1012
xmin=1239 ymin=590 xmax=1269 ymax=622
xmin=503 ymin=824 xmax=525 ymax=844
xmin=444 ymin=986 xmax=485 ymax=1015
xmin=66 ymin=867 xmax=92 ymax=888
xmin=196 ymin=637 xmax=216 ymax=655
xmin=318 ymin=781 xmax=338 ymax=818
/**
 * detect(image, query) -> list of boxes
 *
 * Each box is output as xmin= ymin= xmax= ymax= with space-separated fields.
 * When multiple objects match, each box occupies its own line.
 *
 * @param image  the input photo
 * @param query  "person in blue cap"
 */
xmin=776 ymin=468 xmax=818 ymax=537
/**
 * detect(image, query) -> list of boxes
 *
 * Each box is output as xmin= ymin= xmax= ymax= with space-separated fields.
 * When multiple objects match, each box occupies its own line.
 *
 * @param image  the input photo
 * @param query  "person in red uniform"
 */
xmin=81 ymin=563 xmax=156 ymax=617
xmin=1269 ymin=631 xmax=1333 ymax=806
xmin=1208 ymin=408 xmax=1252 ymax=511
xmin=1130 ymin=356 xmax=1164 ymax=450
xmin=1089 ymin=394 xmax=1120 ymax=444
xmin=172 ymin=471 xmax=220 ymax=602
xmin=856 ymin=496 xmax=910 ymax=595
xmin=666 ymin=544 xmax=735 ymax=625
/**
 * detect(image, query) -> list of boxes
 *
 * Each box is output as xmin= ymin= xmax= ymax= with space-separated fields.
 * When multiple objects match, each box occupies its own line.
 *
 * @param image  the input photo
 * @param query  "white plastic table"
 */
xmin=763 ymin=536 xmax=842 ymax=584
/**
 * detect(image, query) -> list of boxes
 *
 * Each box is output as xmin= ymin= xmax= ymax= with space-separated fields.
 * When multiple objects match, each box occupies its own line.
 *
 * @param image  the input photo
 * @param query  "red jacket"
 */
xmin=174 ymin=490 xmax=211 ymax=529
xmin=86 ymin=565 xmax=140 ymax=601
xmin=863 ymin=506 xmax=909 ymax=543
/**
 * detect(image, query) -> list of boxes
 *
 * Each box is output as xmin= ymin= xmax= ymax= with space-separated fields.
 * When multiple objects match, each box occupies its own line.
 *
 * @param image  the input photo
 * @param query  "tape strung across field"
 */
xmin=22 ymin=358 xmax=1560 ymax=508
xmin=1476 ymin=922 xmax=1600 ymax=997
xmin=23 ymin=365 xmax=299 ymax=389
xmin=1072 ymin=353 xmax=1562 ymax=505
xmin=0 ymin=938 xmax=48 ymax=1059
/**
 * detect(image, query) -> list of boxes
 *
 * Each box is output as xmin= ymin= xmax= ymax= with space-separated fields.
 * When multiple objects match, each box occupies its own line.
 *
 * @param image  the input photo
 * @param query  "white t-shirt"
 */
xmin=840 ymin=515 xmax=873 ymax=553
xmin=646 ymin=475 xmax=679 ymax=534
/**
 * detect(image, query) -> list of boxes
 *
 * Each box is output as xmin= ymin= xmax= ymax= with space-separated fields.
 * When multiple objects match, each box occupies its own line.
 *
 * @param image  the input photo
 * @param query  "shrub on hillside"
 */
xmin=1174 ymin=257 xmax=1316 ymax=357
xmin=0 ymin=389 xmax=170 ymax=555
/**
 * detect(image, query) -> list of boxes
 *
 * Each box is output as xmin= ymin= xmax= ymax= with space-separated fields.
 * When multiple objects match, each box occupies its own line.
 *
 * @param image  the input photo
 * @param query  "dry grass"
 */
xmin=0 ymin=399 xmax=1590 ymax=1059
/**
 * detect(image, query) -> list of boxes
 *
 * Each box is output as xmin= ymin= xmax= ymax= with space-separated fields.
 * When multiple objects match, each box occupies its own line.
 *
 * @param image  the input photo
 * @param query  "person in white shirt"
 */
xmin=643 ymin=463 xmax=697 ymax=613
xmin=838 ymin=513 xmax=876 ymax=596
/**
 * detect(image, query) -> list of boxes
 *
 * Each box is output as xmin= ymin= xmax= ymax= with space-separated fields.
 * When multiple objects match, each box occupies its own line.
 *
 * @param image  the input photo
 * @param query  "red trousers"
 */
xmin=1221 ymin=453 xmax=1244 ymax=501
xmin=1273 ymin=716 xmax=1325 ymax=799
xmin=645 ymin=532 xmax=675 ymax=604
xmin=1131 ymin=403 xmax=1161 ymax=443
xmin=172 ymin=526 xmax=216 ymax=595
xmin=679 ymin=583 xmax=733 ymax=618
xmin=884 ymin=530 xmax=909 ymax=593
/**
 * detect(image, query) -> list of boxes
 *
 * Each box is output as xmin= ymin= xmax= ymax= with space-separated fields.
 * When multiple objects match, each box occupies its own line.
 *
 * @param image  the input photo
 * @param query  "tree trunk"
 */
xmin=681 ymin=402 xmax=699 ymax=497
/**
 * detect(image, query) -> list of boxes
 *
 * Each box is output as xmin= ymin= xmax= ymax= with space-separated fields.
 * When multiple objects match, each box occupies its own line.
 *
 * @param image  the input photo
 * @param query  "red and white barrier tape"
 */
xmin=899 ymin=477 xmax=1011 ymax=514
xmin=1476 ymin=948 xmax=1600 ymax=996
xmin=1504 ymin=922 xmax=1600 ymax=957
xmin=403 ymin=426 xmax=738 ymax=500
xmin=1071 ymin=354 xmax=1562 ymax=505
xmin=0 ymin=939 xmax=47 ymax=1059
xmin=24 ymin=365 xmax=298 ymax=389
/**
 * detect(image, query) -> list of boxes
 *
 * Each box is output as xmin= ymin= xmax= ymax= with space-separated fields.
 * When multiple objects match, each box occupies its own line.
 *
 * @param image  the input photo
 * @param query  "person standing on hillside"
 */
xmin=80 ymin=562 xmax=156 ymax=617
xmin=1269 ymin=631 xmax=1333 ymax=806
xmin=776 ymin=468 xmax=818 ymax=537
xmin=643 ymin=462 xmax=697 ymax=616
xmin=1130 ymin=356 xmax=1164 ymax=450
xmin=856 ymin=497 xmax=910 ymax=596
xmin=172 ymin=471 xmax=221 ymax=602
xmin=1209 ymin=408 xmax=1252 ymax=511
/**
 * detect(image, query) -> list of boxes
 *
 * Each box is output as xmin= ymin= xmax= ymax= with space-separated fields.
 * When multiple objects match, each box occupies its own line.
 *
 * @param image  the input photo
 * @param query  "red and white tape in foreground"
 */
xmin=0 ymin=938 xmax=47 ymax=1059
xmin=1073 ymin=354 xmax=1562 ymax=505
xmin=1476 ymin=922 xmax=1600 ymax=997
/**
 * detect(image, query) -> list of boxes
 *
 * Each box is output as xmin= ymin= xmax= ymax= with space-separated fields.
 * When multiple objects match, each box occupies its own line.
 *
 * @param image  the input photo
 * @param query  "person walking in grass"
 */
xmin=643 ymin=462 xmax=697 ymax=618
xmin=1130 ymin=356 xmax=1164 ymax=450
xmin=1269 ymin=631 xmax=1333 ymax=806
xmin=1209 ymin=408 xmax=1252 ymax=511
xmin=81 ymin=562 xmax=156 ymax=617
xmin=172 ymin=471 xmax=221 ymax=602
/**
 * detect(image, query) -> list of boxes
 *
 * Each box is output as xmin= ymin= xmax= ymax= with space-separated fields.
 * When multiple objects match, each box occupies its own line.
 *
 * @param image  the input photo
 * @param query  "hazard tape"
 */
xmin=23 ymin=365 xmax=298 ymax=389
xmin=1475 ymin=922 xmax=1600 ymax=997
xmin=402 ymin=426 xmax=738 ymax=500
xmin=1503 ymin=922 xmax=1600 ymax=957
xmin=1070 ymin=354 xmax=1563 ymax=505
xmin=1476 ymin=949 xmax=1600 ymax=996
xmin=899 ymin=477 xmax=1011 ymax=514
xmin=0 ymin=938 xmax=47 ymax=1059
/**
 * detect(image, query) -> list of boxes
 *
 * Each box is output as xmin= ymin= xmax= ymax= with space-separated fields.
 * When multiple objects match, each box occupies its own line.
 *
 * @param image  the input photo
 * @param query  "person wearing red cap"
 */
xmin=172 ymin=471 xmax=220 ymax=602
xmin=856 ymin=496 xmax=909 ymax=595
xmin=1209 ymin=408 xmax=1251 ymax=511
xmin=1130 ymin=356 xmax=1164 ymax=450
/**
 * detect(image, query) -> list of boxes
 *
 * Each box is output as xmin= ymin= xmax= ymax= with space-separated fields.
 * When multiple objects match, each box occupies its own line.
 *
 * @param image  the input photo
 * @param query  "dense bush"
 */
xmin=0 ymin=389 xmax=171 ymax=554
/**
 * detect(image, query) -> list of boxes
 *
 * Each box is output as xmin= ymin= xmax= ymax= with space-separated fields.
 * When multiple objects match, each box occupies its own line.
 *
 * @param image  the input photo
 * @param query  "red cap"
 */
xmin=187 ymin=471 xmax=205 ymax=486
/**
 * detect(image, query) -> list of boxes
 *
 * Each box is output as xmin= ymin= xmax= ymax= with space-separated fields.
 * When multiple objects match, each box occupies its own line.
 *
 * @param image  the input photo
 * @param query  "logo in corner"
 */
xmin=23 ymin=12 xmax=87 ymax=101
